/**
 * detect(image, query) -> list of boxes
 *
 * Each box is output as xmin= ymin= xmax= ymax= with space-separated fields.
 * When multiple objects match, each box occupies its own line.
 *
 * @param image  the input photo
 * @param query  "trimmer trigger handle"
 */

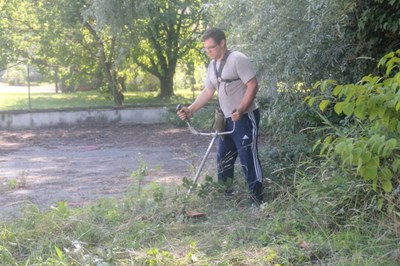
xmin=176 ymin=104 xmax=190 ymax=122
xmin=176 ymin=104 xmax=183 ymax=113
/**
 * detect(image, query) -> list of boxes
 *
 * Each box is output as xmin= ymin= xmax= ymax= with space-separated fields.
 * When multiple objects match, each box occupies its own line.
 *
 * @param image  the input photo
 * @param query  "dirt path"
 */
xmin=0 ymin=124 xmax=214 ymax=221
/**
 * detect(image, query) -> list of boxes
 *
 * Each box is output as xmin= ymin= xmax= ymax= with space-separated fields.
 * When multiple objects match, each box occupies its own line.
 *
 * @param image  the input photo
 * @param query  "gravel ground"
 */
xmin=0 ymin=123 xmax=214 ymax=221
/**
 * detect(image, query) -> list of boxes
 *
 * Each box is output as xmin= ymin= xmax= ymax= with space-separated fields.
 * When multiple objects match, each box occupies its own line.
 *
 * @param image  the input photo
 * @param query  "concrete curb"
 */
xmin=0 ymin=107 xmax=169 ymax=129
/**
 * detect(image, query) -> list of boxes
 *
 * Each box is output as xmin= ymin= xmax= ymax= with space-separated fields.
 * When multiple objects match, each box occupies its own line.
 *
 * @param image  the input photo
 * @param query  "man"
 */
xmin=177 ymin=28 xmax=264 ymax=205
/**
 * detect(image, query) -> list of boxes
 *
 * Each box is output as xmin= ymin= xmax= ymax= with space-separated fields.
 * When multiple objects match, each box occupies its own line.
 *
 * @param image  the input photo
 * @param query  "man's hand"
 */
xmin=176 ymin=105 xmax=192 ymax=121
xmin=230 ymin=76 xmax=258 ymax=122
xmin=231 ymin=109 xmax=242 ymax=122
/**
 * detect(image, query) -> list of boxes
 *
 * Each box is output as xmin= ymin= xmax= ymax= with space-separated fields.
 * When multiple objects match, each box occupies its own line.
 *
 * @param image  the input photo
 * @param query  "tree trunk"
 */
xmin=104 ymin=63 xmax=124 ymax=107
xmin=158 ymin=71 xmax=175 ymax=97
xmin=159 ymin=77 xmax=173 ymax=97
xmin=118 ymin=76 xmax=126 ymax=92
xmin=84 ymin=21 xmax=123 ymax=107
xmin=54 ymin=67 xmax=59 ymax=93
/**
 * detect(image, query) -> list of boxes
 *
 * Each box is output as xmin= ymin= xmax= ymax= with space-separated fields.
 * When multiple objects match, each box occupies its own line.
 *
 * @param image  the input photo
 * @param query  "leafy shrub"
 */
xmin=306 ymin=49 xmax=400 ymax=214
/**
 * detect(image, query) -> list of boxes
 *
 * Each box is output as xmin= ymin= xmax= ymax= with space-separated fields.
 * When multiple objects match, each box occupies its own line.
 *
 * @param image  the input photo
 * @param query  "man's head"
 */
xmin=202 ymin=28 xmax=226 ymax=46
xmin=202 ymin=28 xmax=227 ymax=60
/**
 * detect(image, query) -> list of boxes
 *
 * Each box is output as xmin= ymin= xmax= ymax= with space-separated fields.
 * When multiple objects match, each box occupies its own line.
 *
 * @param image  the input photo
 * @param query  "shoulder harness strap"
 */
xmin=213 ymin=50 xmax=241 ymax=89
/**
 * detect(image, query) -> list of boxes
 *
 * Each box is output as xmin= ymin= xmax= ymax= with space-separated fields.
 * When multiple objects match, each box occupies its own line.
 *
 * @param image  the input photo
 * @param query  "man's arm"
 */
xmin=188 ymin=87 xmax=215 ymax=114
xmin=231 ymin=76 xmax=258 ymax=121
xmin=177 ymin=87 xmax=215 ymax=120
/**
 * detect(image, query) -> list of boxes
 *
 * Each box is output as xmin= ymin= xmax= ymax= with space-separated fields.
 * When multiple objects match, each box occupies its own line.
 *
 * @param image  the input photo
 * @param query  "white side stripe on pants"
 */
xmin=248 ymin=111 xmax=263 ymax=183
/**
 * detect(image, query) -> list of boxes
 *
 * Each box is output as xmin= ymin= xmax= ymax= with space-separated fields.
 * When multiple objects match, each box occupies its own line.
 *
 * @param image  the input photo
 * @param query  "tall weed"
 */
xmin=259 ymin=85 xmax=322 ymax=195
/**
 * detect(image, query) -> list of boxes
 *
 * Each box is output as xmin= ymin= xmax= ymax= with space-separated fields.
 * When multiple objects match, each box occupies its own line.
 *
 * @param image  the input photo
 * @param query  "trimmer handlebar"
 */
xmin=176 ymin=104 xmax=235 ymax=136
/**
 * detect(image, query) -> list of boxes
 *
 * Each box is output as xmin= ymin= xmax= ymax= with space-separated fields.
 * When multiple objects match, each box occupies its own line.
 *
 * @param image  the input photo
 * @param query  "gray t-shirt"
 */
xmin=204 ymin=51 xmax=258 ymax=118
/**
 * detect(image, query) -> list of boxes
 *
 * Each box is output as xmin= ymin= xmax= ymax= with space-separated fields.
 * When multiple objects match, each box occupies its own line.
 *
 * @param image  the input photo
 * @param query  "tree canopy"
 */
xmin=1 ymin=0 xmax=399 ymax=101
xmin=128 ymin=0 xmax=209 ymax=97
xmin=212 ymin=0 xmax=400 ymax=91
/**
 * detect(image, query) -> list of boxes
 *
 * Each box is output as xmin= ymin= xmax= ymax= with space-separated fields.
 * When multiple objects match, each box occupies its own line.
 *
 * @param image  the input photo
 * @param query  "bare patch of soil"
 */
xmin=0 ymin=124 xmax=213 ymax=221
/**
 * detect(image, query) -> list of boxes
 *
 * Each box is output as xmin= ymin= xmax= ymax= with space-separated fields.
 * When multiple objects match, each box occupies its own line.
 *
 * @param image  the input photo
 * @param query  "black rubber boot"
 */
xmin=251 ymin=182 xmax=264 ymax=206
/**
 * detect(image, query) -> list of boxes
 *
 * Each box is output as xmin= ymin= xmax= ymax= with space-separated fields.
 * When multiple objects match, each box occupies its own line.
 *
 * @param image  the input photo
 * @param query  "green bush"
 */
xmin=306 ymin=49 xmax=400 ymax=215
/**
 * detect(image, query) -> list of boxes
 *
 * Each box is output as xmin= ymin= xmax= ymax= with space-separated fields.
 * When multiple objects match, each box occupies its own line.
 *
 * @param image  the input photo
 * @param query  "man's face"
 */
xmin=203 ymin=38 xmax=224 ymax=60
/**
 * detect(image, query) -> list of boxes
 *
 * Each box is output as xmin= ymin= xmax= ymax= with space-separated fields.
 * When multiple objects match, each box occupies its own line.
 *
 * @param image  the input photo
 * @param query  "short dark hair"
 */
xmin=202 ymin=28 xmax=226 ymax=45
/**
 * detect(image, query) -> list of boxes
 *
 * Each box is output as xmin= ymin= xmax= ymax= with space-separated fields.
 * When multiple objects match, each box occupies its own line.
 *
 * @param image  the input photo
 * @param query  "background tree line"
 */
xmin=215 ymin=0 xmax=399 ymax=91
xmin=0 ymin=0 xmax=209 ymax=106
xmin=0 ymin=0 xmax=398 ymax=104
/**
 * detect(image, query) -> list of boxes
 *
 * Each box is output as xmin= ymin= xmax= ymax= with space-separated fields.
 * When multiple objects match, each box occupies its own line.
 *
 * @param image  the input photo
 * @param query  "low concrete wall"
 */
xmin=0 ymin=107 xmax=169 ymax=129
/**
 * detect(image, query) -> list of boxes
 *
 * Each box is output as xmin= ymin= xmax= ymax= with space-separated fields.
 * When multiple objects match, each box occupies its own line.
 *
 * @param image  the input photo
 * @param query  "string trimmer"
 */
xmin=175 ymin=104 xmax=235 ymax=219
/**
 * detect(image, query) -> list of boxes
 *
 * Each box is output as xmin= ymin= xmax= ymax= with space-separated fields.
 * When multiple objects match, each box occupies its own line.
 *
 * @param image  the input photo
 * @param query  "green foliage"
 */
xmin=296 ymin=169 xmax=376 ymax=224
xmin=85 ymin=0 xmax=139 ymax=33
xmin=182 ymin=174 xmax=222 ymax=199
xmin=130 ymin=155 xmax=165 ymax=203
xmin=0 ymin=0 xmax=212 ymax=102
xmin=130 ymin=0 xmax=210 ymax=97
xmin=131 ymin=155 xmax=148 ymax=179
xmin=2 ymin=0 xmax=399 ymax=107
xmin=259 ymin=86 xmax=322 ymax=193
xmin=307 ymin=49 xmax=400 ymax=213
xmin=0 ymin=239 xmax=17 ymax=265
xmin=212 ymin=0 xmax=400 ymax=93
xmin=213 ymin=0 xmax=359 ymax=88
xmin=145 ymin=248 xmax=175 ymax=265
xmin=1 ymin=66 xmax=27 ymax=85
xmin=1 ymin=172 xmax=399 ymax=265
xmin=166 ymin=103 xmax=216 ymax=129
xmin=0 ymin=0 xmax=34 ymax=65
xmin=348 ymin=0 xmax=400 ymax=62
xmin=50 ymin=201 xmax=70 ymax=219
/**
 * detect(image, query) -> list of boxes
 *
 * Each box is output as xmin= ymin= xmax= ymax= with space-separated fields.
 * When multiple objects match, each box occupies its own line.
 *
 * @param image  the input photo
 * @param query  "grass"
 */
xmin=1 ymin=165 xmax=399 ymax=265
xmin=0 ymin=84 xmax=200 ymax=111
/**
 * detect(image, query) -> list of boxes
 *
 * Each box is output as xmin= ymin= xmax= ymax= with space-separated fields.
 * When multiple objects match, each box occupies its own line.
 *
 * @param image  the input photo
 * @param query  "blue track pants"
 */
xmin=217 ymin=109 xmax=263 ymax=200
